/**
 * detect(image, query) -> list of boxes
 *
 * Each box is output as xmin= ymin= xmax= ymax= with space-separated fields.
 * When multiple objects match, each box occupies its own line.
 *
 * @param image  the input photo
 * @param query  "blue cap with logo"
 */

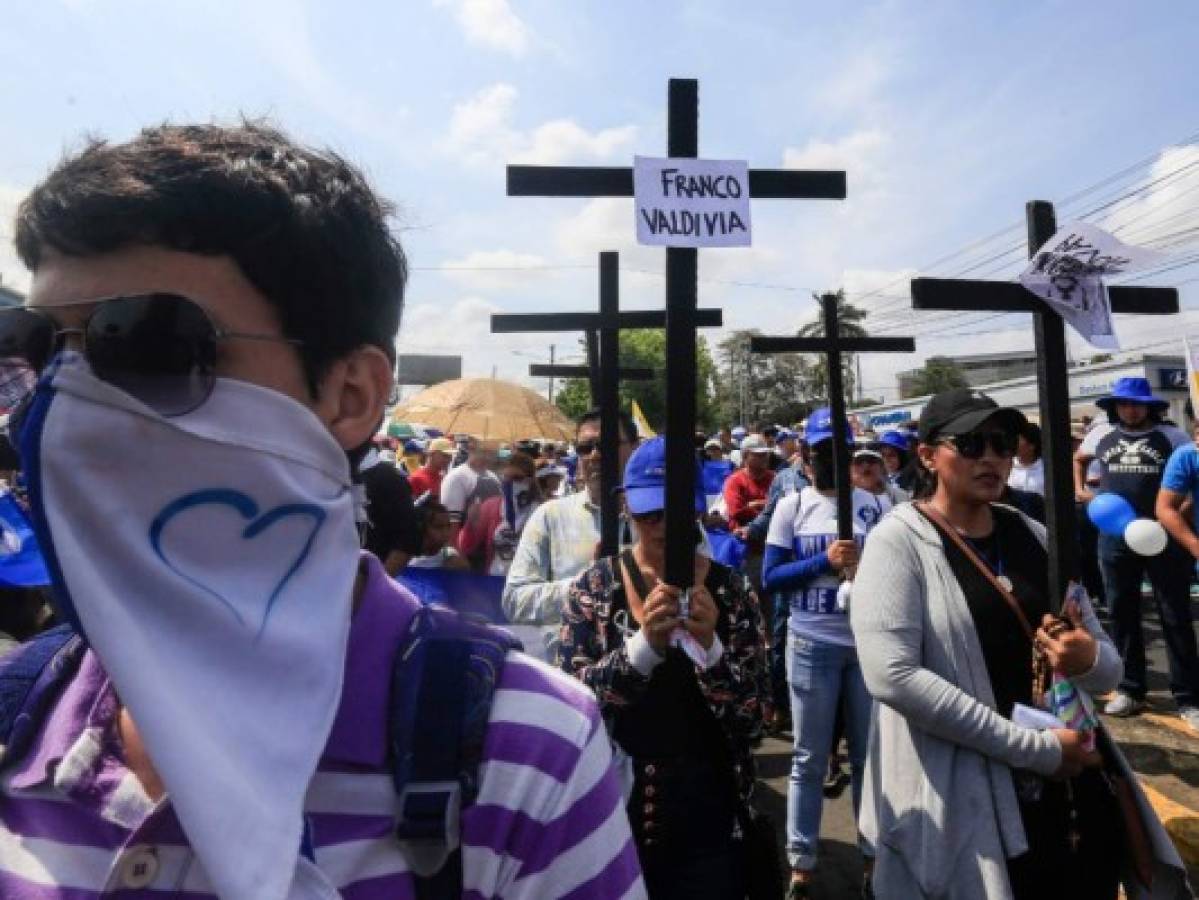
xmin=804 ymin=407 xmax=854 ymax=446
xmin=622 ymin=437 xmax=706 ymax=516
xmin=878 ymin=430 xmax=909 ymax=452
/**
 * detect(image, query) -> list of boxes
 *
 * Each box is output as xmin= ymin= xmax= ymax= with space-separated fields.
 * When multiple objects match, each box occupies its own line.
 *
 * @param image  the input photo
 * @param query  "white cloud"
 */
xmin=435 ymin=249 xmax=549 ymax=293
xmin=0 ymin=184 xmax=31 ymax=295
xmin=436 ymin=0 xmax=530 ymax=57
xmin=783 ymin=128 xmax=892 ymax=196
xmin=1095 ymin=145 xmax=1199 ymax=252
xmin=445 ymin=83 xmax=637 ymax=169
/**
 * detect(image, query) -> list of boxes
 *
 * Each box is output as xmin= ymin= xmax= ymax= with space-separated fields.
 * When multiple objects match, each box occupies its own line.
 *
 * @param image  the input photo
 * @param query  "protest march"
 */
xmin=2 ymin=4 xmax=1199 ymax=899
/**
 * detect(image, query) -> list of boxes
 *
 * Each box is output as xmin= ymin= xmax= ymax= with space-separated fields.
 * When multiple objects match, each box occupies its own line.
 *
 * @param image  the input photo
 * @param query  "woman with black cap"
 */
xmin=556 ymin=436 xmax=768 ymax=899
xmin=850 ymin=388 xmax=1183 ymax=898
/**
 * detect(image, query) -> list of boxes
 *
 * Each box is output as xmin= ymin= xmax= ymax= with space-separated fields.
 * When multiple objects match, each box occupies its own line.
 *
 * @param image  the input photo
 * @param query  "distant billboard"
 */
xmin=396 ymin=354 xmax=462 ymax=386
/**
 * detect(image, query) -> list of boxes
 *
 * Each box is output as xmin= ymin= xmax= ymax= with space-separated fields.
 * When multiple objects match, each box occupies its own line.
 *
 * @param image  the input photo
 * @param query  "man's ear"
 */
xmin=318 ymin=346 xmax=395 ymax=451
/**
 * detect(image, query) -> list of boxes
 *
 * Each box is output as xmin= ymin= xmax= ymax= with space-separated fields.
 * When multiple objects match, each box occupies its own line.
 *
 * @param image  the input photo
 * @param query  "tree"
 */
xmin=553 ymin=377 xmax=591 ymax=422
xmin=795 ymin=289 xmax=868 ymax=404
xmin=714 ymin=329 xmax=809 ymax=427
xmin=906 ymin=356 xmax=968 ymax=397
xmin=552 ymin=329 xmax=718 ymax=433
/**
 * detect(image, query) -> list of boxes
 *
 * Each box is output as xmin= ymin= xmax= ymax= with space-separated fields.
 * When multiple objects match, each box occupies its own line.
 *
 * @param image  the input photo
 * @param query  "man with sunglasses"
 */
xmin=0 ymin=124 xmax=643 ymax=899
xmin=1076 ymin=377 xmax=1199 ymax=726
xmin=502 ymin=408 xmax=638 ymax=650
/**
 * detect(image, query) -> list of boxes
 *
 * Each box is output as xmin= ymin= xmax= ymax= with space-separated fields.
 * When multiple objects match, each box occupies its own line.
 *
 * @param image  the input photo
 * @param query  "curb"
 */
xmin=1141 ymin=780 xmax=1199 ymax=866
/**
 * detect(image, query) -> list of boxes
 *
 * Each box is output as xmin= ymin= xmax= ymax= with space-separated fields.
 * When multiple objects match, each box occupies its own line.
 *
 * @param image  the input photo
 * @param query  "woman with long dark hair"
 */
xmin=853 ymin=388 xmax=1188 ymax=898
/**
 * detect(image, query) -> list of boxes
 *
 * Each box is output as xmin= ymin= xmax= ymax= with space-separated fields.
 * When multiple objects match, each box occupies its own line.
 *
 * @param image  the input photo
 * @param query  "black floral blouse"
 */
xmin=556 ymin=555 xmax=768 ymax=801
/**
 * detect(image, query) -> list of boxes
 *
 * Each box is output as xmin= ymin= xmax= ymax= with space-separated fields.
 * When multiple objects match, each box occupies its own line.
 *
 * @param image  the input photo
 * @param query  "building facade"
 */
xmin=858 ymin=353 xmax=1190 ymax=432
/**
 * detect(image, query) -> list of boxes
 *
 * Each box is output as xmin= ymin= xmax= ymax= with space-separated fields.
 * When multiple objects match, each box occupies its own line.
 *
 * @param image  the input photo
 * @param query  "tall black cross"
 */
xmin=750 ymin=293 xmax=915 ymax=539
xmin=911 ymin=200 xmax=1180 ymax=608
xmin=492 ymin=250 xmax=723 ymax=556
xmin=508 ymin=78 xmax=846 ymax=585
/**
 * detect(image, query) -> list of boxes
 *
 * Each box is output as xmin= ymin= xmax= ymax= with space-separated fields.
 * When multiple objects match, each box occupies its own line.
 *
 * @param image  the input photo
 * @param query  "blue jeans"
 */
xmin=786 ymin=631 xmax=873 ymax=871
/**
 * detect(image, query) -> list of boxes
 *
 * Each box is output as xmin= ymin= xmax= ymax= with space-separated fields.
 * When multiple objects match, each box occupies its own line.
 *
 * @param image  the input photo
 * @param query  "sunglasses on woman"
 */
xmin=938 ymin=430 xmax=1018 ymax=460
xmin=0 ymin=294 xmax=302 ymax=416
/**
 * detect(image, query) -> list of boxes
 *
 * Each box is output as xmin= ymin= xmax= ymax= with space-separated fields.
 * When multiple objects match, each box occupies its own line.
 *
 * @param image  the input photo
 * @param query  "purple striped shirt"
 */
xmin=0 ymin=554 xmax=645 ymax=898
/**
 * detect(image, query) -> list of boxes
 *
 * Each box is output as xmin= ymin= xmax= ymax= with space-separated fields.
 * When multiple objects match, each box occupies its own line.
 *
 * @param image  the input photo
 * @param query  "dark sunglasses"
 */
xmin=0 ymin=294 xmax=301 ymax=416
xmin=939 ymin=430 xmax=1018 ymax=460
xmin=576 ymin=437 xmax=633 ymax=456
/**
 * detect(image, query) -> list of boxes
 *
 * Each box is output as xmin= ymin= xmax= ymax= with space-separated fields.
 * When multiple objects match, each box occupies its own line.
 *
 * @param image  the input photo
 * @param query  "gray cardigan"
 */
xmin=852 ymin=503 xmax=1191 ymax=900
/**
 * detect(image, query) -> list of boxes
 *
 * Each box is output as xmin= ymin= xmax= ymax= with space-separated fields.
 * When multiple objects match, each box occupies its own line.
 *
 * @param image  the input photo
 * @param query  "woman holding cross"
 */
xmin=850 ymin=388 xmax=1174 ymax=899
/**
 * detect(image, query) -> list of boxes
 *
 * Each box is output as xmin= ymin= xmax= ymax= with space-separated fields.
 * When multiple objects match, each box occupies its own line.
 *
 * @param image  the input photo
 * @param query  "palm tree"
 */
xmin=796 ymin=289 xmax=868 ymax=403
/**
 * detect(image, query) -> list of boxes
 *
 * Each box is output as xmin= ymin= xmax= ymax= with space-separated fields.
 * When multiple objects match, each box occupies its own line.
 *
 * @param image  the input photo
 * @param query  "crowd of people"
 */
xmin=0 ymin=122 xmax=1194 ymax=900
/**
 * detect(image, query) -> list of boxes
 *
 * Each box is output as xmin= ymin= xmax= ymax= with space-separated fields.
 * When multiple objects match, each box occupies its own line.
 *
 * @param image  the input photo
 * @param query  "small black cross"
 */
xmin=492 ymin=250 xmax=722 ymax=556
xmin=910 ymin=200 xmax=1180 ymax=608
xmin=750 ymin=294 xmax=915 ymax=539
xmin=507 ymin=78 xmax=846 ymax=585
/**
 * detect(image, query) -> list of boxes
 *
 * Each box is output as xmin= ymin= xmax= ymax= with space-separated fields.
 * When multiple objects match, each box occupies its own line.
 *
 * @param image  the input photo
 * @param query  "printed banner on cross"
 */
xmin=1019 ymin=221 xmax=1167 ymax=350
xmin=633 ymin=156 xmax=752 ymax=247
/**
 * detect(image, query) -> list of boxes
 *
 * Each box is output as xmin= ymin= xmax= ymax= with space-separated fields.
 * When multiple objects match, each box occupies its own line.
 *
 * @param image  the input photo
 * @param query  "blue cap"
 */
xmin=804 ymin=407 xmax=853 ymax=446
xmin=622 ymin=437 xmax=706 ymax=516
xmin=0 ymin=492 xmax=49 ymax=588
xmin=731 ymin=426 xmax=747 ymax=439
xmin=878 ymin=430 xmax=909 ymax=452
xmin=776 ymin=428 xmax=798 ymax=441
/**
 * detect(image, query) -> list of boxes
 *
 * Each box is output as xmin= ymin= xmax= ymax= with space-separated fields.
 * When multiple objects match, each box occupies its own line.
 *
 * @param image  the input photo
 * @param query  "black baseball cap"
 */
xmin=917 ymin=388 xmax=1027 ymax=443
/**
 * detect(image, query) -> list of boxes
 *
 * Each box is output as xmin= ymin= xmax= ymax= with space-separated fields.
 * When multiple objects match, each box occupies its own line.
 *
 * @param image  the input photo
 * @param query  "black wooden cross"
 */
xmin=911 ymin=200 xmax=1180 ymax=608
xmin=750 ymin=293 xmax=915 ymax=539
xmin=528 ymin=334 xmax=654 ymax=400
xmin=492 ymin=250 xmax=723 ymax=556
xmin=508 ymin=78 xmax=846 ymax=585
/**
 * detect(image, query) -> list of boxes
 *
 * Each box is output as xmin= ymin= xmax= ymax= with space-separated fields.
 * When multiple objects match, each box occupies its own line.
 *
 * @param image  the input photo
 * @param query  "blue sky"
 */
xmin=3 ymin=0 xmax=1198 ymax=403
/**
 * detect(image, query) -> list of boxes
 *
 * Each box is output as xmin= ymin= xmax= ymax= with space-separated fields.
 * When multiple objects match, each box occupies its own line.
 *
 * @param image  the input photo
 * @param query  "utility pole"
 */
xmin=547 ymin=344 xmax=556 ymax=402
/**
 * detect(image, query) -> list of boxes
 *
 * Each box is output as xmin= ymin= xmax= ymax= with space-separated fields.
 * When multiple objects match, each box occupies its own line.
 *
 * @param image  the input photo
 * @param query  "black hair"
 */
xmin=807 ymin=440 xmax=837 ymax=491
xmin=1105 ymin=403 xmax=1163 ymax=426
xmin=577 ymin=407 xmax=638 ymax=443
xmin=16 ymin=121 xmax=407 ymax=395
xmin=1018 ymin=421 xmax=1043 ymax=457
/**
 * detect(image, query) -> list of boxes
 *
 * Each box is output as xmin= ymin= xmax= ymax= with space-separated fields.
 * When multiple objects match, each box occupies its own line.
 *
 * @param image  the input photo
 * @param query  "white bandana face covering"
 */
xmin=15 ymin=354 xmax=358 ymax=900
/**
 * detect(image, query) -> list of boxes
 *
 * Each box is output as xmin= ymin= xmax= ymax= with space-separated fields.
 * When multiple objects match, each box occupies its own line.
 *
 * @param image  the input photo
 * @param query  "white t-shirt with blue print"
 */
xmin=766 ymin=486 xmax=885 ymax=647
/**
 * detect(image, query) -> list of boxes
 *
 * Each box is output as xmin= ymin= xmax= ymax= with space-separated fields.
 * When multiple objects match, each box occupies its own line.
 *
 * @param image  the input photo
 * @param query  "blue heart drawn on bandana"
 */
xmin=149 ymin=488 xmax=326 ymax=639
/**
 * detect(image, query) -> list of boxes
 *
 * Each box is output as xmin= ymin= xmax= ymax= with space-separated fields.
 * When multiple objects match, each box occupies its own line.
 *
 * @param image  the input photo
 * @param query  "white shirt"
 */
xmin=1008 ymin=457 xmax=1045 ymax=496
xmin=440 ymin=463 xmax=500 ymax=524
xmin=767 ymin=486 xmax=884 ymax=647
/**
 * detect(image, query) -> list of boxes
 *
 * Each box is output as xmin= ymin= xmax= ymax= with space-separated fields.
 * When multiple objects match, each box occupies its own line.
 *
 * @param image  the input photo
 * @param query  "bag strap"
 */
xmin=0 ymin=624 xmax=84 ymax=764
xmin=390 ymin=603 xmax=517 ymax=900
xmin=915 ymin=502 xmax=1036 ymax=640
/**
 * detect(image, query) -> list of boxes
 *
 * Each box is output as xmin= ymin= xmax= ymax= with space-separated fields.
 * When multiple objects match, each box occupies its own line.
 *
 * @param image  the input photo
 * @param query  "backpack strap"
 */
xmin=390 ymin=603 xmax=519 ymax=899
xmin=0 ymin=624 xmax=85 ymax=765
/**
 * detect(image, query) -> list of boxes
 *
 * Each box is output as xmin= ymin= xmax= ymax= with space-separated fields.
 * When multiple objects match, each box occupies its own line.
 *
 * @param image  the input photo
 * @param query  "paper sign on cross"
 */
xmin=750 ymin=293 xmax=915 ymax=539
xmin=507 ymin=78 xmax=846 ymax=586
xmin=491 ymin=251 xmax=722 ymax=556
xmin=910 ymin=200 xmax=1180 ymax=609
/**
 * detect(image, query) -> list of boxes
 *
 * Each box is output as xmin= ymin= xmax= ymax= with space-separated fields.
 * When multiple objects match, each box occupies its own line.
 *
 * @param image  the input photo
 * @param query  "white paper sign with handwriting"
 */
xmin=634 ymin=156 xmax=752 ymax=248
xmin=1019 ymin=221 xmax=1167 ymax=350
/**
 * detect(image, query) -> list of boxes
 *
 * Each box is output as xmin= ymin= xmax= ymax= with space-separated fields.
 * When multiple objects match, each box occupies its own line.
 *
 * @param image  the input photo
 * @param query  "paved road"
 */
xmin=754 ymin=594 xmax=1199 ymax=897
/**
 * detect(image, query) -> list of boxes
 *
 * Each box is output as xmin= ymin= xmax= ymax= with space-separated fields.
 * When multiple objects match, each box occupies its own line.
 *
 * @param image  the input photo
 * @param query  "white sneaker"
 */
xmin=1103 ymin=693 xmax=1144 ymax=717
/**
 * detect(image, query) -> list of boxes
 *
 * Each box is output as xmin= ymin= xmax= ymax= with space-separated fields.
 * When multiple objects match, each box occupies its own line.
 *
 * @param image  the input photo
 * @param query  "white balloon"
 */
xmin=1124 ymin=518 xmax=1169 ymax=556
